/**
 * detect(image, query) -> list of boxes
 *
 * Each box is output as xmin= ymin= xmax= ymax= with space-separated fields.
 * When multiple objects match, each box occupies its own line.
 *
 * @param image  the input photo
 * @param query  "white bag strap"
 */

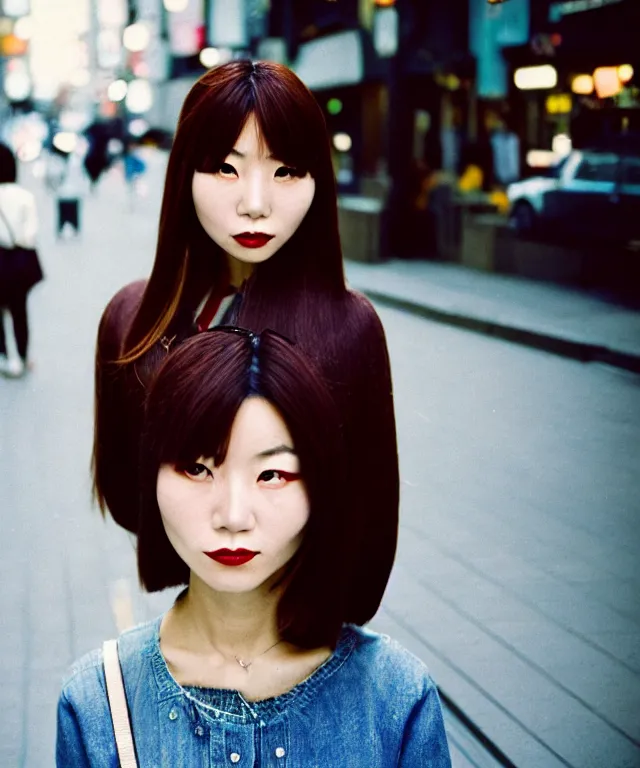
xmin=103 ymin=639 xmax=139 ymax=768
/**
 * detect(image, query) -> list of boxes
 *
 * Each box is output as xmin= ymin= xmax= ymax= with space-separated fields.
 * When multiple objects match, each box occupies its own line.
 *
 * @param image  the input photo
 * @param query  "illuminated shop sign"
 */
xmin=549 ymin=0 xmax=623 ymax=22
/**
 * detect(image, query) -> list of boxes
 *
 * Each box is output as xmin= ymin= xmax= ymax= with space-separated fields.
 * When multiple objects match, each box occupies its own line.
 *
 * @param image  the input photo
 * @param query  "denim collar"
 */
xmin=147 ymin=615 xmax=358 ymax=726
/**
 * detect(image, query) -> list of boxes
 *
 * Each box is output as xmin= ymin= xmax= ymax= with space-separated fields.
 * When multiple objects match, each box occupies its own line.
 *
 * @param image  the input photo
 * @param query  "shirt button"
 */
xmin=275 ymin=746 xmax=286 ymax=758
xmin=195 ymin=725 xmax=204 ymax=736
xmin=168 ymin=709 xmax=178 ymax=721
xmin=230 ymin=753 xmax=241 ymax=763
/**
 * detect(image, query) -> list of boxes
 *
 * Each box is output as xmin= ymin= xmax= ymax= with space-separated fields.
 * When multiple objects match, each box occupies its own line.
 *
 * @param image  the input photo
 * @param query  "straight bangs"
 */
xmin=181 ymin=60 xmax=329 ymax=181
xmin=251 ymin=63 xmax=329 ymax=181
xmin=144 ymin=335 xmax=250 ymax=471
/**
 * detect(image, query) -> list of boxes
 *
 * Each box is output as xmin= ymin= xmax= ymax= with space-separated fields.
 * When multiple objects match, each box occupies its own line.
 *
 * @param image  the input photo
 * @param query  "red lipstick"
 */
xmin=232 ymin=232 xmax=274 ymax=249
xmin=204 ymin=549 xmax=258 ymax=566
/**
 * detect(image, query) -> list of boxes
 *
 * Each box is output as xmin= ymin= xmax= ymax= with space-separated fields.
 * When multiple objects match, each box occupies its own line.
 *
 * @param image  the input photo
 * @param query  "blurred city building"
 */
xmin=0 ymin=0 xmax=637 ymax=267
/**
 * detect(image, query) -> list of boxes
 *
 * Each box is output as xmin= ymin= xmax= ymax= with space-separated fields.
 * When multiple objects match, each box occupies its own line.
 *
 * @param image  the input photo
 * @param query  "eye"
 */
xmin=217 ymin=162 xmax=237 ymax=177
xmin=258 ymin=469 xmax=300 ymax=488
xmin=178 ymin=462 xmax=213 ymax=481
xmin=274 ymin=166 xmax=303 ymax=179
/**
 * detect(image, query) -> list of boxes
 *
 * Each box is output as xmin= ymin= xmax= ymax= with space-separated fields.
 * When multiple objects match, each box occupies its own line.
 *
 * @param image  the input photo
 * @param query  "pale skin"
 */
xmin=192 ymin=114 xmax=316 ymax=289
xmin=158 ymin=397 xmax=332 ymax=701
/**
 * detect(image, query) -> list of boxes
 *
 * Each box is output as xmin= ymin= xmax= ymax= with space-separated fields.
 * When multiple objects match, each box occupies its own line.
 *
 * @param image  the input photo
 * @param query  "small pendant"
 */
xmin=235 ymin=656 xmax=252 ymax=671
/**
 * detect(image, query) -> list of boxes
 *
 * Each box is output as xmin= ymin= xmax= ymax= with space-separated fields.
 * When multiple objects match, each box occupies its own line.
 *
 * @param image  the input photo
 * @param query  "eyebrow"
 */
xmin=255 ymin=444 xmax=297 ymax=459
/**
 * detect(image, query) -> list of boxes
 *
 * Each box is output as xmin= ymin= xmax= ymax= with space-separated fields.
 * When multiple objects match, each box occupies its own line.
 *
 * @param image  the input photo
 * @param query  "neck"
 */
xmin=168 ymin=574 xmax=282 ymax=660
xmin=226 ymin=255 xmax=255 ymax=290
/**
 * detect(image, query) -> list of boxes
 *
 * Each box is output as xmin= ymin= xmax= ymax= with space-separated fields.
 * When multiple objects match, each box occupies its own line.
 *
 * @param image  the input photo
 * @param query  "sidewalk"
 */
xmin=345 ymin=259 xmax=640 ymax=373
xmin=346 ymin=258 xmax=640 ymax=767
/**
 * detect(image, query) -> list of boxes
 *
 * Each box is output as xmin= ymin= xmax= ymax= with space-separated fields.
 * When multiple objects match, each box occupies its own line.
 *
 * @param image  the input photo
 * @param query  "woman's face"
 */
xmin=192 ymin=114 xmax=316 ymax=266
xmin=157 ymin=397 xmax=309 ymax=595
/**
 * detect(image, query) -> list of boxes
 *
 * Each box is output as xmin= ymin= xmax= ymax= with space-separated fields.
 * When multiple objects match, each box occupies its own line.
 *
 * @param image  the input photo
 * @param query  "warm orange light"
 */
xmin=618 ymin=64 xmax=634 ymax=83
xmin=0 ymin=33 xmax=28 ymax=56
xmin=374 ymin=0 xmax=395 ymax=6
xmin=571 ymin=74 xmax=593 ymax=95
xmin=593 ymin=67 xmax=621 ymax=99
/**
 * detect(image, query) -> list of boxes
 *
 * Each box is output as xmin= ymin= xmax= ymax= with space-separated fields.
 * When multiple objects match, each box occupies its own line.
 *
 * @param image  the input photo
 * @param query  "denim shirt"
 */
xmin=56 ymin=617 xmax=451 ymax=767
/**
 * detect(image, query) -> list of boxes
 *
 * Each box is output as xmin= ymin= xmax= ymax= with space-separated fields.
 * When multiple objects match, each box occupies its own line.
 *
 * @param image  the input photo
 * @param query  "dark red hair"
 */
xmin=138 ymin=330 xmax=363 ymax=648
xmin=93 ymin=61 xmax=399 ymax=628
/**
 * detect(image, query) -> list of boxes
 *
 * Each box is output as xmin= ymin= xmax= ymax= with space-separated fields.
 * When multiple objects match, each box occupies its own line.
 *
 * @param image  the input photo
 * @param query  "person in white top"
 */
xmin=47 ymin=143 xmax=90 ymax=238
xmin=0 ymin=142 xmax=39 ymax=377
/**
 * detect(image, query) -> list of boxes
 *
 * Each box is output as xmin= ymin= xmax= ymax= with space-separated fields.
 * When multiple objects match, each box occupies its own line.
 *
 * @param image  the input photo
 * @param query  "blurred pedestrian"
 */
xmin=57 ymin=329 xmax=451 ymax=766
xmin=84 ymin=120 xmax=112 ymax=190
xmin=122 ymin=139 xmax=147 ymax=208
xmin=0 ymin=142 xmax=42 ymax=378
xmin=47 ymin=142 xmax=90 ymax=239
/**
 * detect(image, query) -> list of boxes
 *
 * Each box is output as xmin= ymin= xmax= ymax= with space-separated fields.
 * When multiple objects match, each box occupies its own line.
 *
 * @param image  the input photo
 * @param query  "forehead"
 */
xmin=231 ymin=114 xmax=270 ymax=158
xmin=228 ymin=397 xmax=293 ymax=452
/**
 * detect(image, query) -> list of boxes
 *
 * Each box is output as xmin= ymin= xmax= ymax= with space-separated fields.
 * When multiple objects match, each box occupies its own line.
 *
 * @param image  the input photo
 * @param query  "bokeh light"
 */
xmin=52 ymin=131 xmax=78 ymax=154
xmin=571 ymin=74 xmax=593 ymax=95
xmin=199 ymin=47 xmax=221 ymax=68
xmin=123 ymin=23 xmax=150 ymax=53
xmin=126 ymin=79 xmax=153 ymax=114
xmin=333 ymin=133 xmax=352 ymax=152
xmin=107 ymin=79 xmax=128 ymax=102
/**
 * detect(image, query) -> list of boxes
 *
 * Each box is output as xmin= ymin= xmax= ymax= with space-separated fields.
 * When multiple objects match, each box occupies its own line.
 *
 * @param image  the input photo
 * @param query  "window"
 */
xmin=574 ymin=154 xmax=618 ymax=183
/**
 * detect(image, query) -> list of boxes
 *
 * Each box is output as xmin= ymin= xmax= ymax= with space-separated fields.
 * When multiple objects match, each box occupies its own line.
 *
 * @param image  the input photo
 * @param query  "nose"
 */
xmin=237 ymin=170 xmax=271 ymax=220
xmin=210 ymin=478 xmax=255 ymax=533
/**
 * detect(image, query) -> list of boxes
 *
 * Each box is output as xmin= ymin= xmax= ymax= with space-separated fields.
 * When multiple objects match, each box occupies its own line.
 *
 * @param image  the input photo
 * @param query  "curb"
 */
xmin=360 ymin=290 xmax=640 ymax=375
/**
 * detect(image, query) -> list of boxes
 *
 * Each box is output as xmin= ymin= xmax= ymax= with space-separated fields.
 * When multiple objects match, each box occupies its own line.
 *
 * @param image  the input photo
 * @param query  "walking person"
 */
xmin=58 ymin=329 xmax=452 ymax=766
xmin=122 ymin=139 xmax=147 ymax=209
xmin=47 ymin=141 xmax=90 ymax=239
xmin=0 ymin=142 xmax=41 ymax=378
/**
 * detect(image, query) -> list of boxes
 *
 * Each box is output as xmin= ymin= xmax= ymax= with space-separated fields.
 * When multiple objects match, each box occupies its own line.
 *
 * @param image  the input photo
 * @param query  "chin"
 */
xmin=227 ymin=244 xmax=279 ymax=265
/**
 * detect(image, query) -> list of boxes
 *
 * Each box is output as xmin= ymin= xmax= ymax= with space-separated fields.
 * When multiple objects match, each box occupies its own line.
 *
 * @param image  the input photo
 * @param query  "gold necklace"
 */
xmin=234 ymin=639 xmax=283 ymax=672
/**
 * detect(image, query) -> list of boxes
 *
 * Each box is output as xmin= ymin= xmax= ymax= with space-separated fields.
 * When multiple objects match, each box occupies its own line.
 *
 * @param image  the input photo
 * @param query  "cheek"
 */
xmin=281 ymin=184 xmax=315 ymax=230
xmin=156 ymin=474 xmax=191 ymax=531
xmin=193 ymin=179 xmax=229 ymax=223
xmin=283 ymin=488 xmax=310 ymax=539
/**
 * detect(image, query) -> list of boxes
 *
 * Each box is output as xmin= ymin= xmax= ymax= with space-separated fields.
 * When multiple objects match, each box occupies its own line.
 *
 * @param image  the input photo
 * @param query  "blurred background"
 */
xmin=0 ymin=1 xmax=639 ymax=767
xmin=1 ymin=0 xmax=640 ymax=277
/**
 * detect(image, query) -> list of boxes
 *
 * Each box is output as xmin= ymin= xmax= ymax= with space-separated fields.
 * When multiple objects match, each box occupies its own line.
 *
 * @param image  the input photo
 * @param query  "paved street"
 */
xmin=1 ymin=152 xmax=639 ymax=767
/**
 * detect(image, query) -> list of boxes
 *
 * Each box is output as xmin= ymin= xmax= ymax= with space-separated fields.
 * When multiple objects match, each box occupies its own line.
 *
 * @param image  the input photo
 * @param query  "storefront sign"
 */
xmin=2 ymin=0 xmax=30 ymax=16
xmin=168 ymin=0 xmax=204 ymax=55
xmin=549 ymin=0 xmax=623 ymax=22
xmin=208 ymin=0 xmax=247 ymax=48
xmin=373 ymin=6 xmax=398 ymax=58
xmin=293 ymin=30 xmax=364 ymax=90
xmin=469 ymin=0 xmax=529 ymax=98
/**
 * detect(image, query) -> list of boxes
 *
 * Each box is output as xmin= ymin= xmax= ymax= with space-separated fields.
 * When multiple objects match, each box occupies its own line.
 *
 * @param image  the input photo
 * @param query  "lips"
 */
xmin=204 ymin=549 xmax=258 ymax=566
xmin=232 ymin=232 xmax=274 ymax=249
